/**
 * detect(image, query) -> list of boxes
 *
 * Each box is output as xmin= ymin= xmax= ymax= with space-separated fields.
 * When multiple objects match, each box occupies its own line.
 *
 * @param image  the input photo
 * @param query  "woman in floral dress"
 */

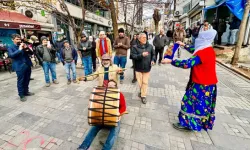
xmin=162 ymin=29 xmax=218 ymax=132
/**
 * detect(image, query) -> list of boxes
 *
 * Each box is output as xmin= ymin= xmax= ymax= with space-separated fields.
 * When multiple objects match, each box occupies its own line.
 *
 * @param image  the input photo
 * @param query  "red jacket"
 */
xmin=119 ymin=92 xmax=127 ymax=115
xmin=192 ymin=47 xmax=218 ymax=85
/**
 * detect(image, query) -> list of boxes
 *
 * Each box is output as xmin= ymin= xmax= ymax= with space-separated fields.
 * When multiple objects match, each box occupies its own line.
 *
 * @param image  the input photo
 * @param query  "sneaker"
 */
xmin=53 ymin=80 xmax=59 ymax=84
xmin=132 ymin=79 xmax=137 ymax=83
xmin=46 ymin=83 xmax=51 ymax=87
xmin=141 ymin=97 xmax=147 ymax=104
xmin=20 ymin=96 xmax=27 ymax=102
xmin=73 ymin=80 xmax=77 ymax=83
xmin=67 ymin=80 xmax=71 ymax=85
xmin=120 ymin=80 xmax=123 ymax=84
xmin=24 ymin=92 xmax=35 ymax=96
xmin=30 ymin=78 xmax=34 ymax=80
xmin=172 ymin=123 xmax=192 ymax=132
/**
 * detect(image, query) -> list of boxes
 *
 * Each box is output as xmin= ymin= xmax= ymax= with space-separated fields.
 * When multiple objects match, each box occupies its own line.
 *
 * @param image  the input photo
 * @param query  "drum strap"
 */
xmin=102 ymin=87 xmax=108 ymax=126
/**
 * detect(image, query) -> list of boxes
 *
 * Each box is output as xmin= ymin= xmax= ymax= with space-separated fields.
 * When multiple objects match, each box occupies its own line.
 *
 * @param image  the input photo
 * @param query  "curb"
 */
xmin=216 ymin=59 xmax=250 ymax=80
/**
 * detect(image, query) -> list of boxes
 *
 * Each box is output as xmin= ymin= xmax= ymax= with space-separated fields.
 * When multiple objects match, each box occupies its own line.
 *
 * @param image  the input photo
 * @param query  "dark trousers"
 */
xmin=92 ymin=55 xmax=97 ymax=71
xmin=217 ymin=32 xmax=223 ymax=45
xmin=16 ymin=64 xmax=31 ymax=97
xmin=132 ymin=60 xmax=136 ymax=80
xmin=155 ymin=48 xmax=164 ymax=63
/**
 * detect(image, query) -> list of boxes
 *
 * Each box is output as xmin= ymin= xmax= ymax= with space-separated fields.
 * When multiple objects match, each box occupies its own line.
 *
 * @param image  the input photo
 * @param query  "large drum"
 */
xmin=88 ymin=87 xmax=120 ymax=127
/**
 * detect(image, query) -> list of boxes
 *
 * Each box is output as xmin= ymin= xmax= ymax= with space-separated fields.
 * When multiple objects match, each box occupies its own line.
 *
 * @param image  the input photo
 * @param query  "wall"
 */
xmin=56 ymin=2 xmax=112 ymax=28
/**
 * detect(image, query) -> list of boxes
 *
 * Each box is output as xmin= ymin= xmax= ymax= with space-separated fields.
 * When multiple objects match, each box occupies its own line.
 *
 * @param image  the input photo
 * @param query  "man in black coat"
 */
xmin=153 ymin=29 xmax=168 ymax=66
xmin=131 ymin=33 xmax=155 ymax=104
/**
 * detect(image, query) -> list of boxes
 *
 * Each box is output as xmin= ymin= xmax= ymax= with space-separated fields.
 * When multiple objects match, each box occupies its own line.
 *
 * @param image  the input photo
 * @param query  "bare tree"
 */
xmin=153 ymin=8 xmax=161 ymax=34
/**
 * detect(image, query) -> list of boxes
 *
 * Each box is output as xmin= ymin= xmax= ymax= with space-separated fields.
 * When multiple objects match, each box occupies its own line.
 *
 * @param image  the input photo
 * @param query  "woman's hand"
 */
xmin=176 ymin=41 xmax=185 ymax=46
xmin=161 ymin=58 xmax=172 ymax=64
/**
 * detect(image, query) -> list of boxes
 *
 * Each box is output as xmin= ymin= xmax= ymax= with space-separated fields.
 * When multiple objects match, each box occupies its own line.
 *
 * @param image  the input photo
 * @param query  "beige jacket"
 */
xmin=96 ymin=38 xmax=113 ymax=59
xmin=86 ymin=64 xmax=119 ymax=86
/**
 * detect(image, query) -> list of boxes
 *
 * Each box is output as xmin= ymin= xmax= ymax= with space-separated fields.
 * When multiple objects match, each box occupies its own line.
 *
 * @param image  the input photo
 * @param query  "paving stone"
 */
xmin=8 ymin=112 xmax=41 ymax=128
xmin=40 ymin=121 xmax=76 ymax=141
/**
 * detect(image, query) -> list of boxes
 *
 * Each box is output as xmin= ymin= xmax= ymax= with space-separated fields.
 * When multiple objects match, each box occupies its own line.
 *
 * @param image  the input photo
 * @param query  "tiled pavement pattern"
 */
xmin=0 ymin=46 xmax=250 ymax=150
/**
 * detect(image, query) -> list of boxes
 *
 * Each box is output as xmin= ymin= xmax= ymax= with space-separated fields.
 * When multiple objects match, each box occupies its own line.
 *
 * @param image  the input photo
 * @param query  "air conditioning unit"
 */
xmin=174 ymin=11 xmax=181 ymax=17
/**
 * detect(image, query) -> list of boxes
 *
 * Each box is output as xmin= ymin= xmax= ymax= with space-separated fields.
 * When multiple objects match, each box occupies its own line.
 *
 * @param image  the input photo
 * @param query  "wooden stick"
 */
xmin=77 ymin=68 xmax=127 ymax=81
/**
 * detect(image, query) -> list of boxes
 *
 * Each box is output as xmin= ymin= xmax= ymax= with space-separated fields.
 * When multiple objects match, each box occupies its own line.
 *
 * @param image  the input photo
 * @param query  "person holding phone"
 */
xmin=7 ymin=34 xmax=34 ymax=102
xmin=36 ymin=36 xmax=59 ymax=87
xmin=131 ymin=33 xmax=155 ymax=104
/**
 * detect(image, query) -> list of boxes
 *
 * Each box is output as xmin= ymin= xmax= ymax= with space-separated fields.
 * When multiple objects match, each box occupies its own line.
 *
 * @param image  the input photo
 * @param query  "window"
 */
xmin=183 ymin=3 xmax=190 ymax=14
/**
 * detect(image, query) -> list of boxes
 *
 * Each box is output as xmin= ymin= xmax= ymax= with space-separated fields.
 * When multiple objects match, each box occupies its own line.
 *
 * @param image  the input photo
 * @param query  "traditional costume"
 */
xmin=166 ymin=29 xmax=218 ymax=131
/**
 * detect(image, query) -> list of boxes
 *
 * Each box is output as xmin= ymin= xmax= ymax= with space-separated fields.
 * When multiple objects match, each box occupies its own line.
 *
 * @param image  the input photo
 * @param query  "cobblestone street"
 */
xmin=0 ymin=48 xmax=250 ymax=150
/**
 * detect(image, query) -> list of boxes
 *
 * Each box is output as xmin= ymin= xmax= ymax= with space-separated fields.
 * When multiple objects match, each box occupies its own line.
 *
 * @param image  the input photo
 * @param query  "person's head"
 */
xmin=138 ymin=33 xmax=147 ymax=44
xmin=203 ymin=20 xmax=209 ymax=27
xmin=11 ymin=34 xmax=21 ymax=45
xmin=99 ymin=31 xmax=106 ymax=39
xmin=144 ymin=27 xmax=148 ymax=32
xmin=179 ymin=25 xmax=183 ymax=30
xmin=136 ymin=34 xmax=139 ymax=39
xmin=63 ymin=40 xmax=70 ymax=48
xmin=133 ymin=34 xmax=137 ymax=39
xmin=89 ymin=36 xmax=93 ymax=42
xmin=160 ymin=29 xmax=164 ymax=35
xmin=108 ymin=80 xmax=118 ymax=88
xmin=101 ymin=54 xmax=111 ymax=68
xmin=197 ymin=21 xmax=201 ymax=26
xmin=118 ymin=28 xmax=125 ymax=38
xmin=40 ymin=36 xmax=48 ymax=46
xmin=81 ymin=35 xmax=87 ymax=41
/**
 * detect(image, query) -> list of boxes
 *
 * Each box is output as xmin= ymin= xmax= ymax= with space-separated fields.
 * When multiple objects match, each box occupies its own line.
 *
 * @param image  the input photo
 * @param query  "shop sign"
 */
xmin=0 ymin=22 xmax=41 ymax=30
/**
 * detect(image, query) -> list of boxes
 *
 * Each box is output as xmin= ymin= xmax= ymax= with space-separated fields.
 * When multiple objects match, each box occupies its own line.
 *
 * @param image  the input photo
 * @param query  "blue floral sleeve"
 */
xmin=184 ymin=45 xmax=195 ymax=54
xmin=171 ymin=55 xmax=201 ymax=69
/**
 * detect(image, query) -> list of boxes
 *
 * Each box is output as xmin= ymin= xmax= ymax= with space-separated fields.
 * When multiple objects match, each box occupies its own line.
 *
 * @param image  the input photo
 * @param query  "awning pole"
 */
xmin=20 ymin=29 xmax=23 ymax=38
xmin=24 ymin=29 xmax=27 ymax=38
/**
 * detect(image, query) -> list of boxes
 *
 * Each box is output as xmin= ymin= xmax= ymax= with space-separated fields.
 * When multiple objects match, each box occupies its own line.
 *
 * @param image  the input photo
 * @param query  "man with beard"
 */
xmin=7 ymin=34 xmax=34 ymax=102
xmin=79 ymin=54 xmax=123 ymax=87
xmin=113 ymin=28 xmax=130 ymax=84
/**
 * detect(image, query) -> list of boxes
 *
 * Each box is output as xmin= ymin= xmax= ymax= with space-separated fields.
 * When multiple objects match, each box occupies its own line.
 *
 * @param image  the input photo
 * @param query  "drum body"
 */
xmin=88 ymin=87 xmax=120 ymax=127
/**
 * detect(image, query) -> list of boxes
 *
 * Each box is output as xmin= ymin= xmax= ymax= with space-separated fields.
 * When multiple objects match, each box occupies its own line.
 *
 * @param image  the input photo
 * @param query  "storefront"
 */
xmin=0 ymin=11 xmax=41 ymax=49
xmin=204 ymin=0 xmax=249 ymax=45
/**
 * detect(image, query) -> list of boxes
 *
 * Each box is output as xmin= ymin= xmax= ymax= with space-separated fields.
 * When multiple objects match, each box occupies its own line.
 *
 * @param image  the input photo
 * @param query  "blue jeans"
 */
xmin=42 ymin=62 xmax=57 ymax=83
xmin=82 ymin=56 xmax=92 ymax=76
xmin=79 ymin=122 xmax=120 ymax=150
xmin=56 ymin=52 xmax=61 ymax=62
xmin=64 ymin=62 xmax=76 ymax=80
xmin=114 ymin=56 xmax=127 ymax=80
xmin=16 ymin=64 xmax=31 ymax=97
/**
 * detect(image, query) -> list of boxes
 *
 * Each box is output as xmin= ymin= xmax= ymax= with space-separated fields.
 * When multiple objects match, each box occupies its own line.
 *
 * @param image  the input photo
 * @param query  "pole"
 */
xmin=231 ymin=0 xmax=250 ymax=65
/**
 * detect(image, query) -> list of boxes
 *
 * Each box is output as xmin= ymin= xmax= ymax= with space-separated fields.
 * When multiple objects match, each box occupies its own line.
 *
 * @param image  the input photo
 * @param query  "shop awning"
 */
xmin=204 ymin=0 xmax=248 ymax=21
xmin=0 ymin=10 xmax=41 ymax=30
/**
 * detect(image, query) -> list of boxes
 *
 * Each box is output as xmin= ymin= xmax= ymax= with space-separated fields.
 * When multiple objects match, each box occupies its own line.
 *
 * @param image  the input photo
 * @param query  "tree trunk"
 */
xmin=77 ymin=0 xmax=85 ymax=44
xmin=231 ymin=0 xmax=250 ymax=65
xmin=155 ymin=21 xmax=159 ymax=35
xmin=110 ymin=0 xmax=118 ymax=39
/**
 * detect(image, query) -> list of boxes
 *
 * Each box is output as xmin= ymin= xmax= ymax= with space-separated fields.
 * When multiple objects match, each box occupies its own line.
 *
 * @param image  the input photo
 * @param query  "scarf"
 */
xmin=99 ymin=38 xmax=109 ymax=56
xmin=194 ymin=29 xmax=217 ymax=55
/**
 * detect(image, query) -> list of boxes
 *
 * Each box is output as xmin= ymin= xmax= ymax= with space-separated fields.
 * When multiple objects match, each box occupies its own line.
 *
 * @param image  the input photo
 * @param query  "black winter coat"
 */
xmin=131 ymin=42 xmax=155 ymax=73
xmin=36 ymin=45 xmax=57 ymax=65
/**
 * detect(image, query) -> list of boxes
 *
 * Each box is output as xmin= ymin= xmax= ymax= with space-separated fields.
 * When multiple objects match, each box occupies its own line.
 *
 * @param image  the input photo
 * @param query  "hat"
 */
xmin=40 ymin=36 xmax=47 ymax=42
xmin=30 ymin=35 xmax=38 ymax=42
xmin=81 ymin=34 xmax=87 ymax=38
xmin=118 ymin=28 xmax=125 ymax=33
xmin=63 ymin=40 xmax=69 ymax=44
xmin=27 ymin=39 xmax=34 ymax=44
xmin=102 ymin=54 xmax=111 ymax=60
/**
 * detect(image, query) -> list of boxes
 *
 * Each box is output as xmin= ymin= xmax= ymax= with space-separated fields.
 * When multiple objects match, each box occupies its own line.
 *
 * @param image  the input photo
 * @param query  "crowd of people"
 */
xmin=7 ymin=24 xmax=219 ymax=149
